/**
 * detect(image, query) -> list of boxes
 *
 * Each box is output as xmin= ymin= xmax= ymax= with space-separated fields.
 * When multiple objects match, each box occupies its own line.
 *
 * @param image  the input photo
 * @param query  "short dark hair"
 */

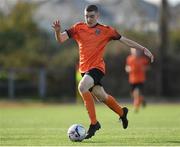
xmin=85 ymin=5 xmax=98 ymax=12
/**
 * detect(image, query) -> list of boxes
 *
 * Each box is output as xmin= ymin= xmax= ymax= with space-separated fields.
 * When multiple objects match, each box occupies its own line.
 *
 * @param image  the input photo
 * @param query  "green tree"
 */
xmin=0 ymin=1 xmax=46 ymax=68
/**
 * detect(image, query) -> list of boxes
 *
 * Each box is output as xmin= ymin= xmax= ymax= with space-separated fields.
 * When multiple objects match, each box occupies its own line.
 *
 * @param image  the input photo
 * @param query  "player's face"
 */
xmin=84 ymin=11 xmax=99 ymax=27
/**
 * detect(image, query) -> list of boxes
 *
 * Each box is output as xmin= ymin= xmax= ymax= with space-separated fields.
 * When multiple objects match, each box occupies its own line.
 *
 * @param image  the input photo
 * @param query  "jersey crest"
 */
xmin=95 ymin=28 xmax=101 ymax=35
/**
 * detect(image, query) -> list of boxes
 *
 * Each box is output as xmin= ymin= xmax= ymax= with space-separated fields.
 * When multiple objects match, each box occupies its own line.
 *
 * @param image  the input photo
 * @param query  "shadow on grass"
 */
xmin=81 ymin=140 xmax=106 ymax=144
xmin=166 ymin=140 xmax=180 ymax=144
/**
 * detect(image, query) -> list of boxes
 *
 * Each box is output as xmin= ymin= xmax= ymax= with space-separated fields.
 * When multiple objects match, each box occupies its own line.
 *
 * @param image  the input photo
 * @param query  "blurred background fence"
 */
xmin=0 ymin=67 xmax=76 ymax=102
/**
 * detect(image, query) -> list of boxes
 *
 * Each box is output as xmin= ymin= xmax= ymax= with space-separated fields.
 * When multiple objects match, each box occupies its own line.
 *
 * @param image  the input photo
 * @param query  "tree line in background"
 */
xmin=0 ymin=1 xmax=180 ymax=101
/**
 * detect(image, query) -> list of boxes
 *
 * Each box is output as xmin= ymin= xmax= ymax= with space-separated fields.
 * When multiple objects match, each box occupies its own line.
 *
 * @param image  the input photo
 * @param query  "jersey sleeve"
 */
xmin=126 ymin=56 xmax=131 ymax=65
xmin=65 ymin=23 xmax=78 ymax=39
xmin=108 ymin=27 xmax=121 ymax=40
xmin=143 ymin=56 xmax=149 ymax=65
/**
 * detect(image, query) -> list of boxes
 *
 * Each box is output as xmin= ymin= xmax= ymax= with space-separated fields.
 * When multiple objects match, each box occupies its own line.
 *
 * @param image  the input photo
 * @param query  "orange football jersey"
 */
xmin=66 ymin=22 xmax=121 ymax=73
xmin=126 ymin=55 xmax=149 ymax=84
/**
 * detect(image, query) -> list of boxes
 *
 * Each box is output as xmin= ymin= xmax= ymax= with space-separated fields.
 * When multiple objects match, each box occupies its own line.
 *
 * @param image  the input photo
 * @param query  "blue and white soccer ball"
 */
xmin=67 ymin=124 xmax=86 ymax=142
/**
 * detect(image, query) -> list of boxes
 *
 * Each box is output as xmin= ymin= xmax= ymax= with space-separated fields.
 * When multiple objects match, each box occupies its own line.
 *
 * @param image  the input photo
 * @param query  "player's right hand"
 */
xmin=52 ymin=20 xmax=61 ymax=32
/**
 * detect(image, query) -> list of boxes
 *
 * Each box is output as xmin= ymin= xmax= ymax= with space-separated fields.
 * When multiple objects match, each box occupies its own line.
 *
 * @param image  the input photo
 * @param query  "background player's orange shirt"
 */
xmin=66 ymin=22 xmax=121 ymax=73
xmin=126 ymin=55 xmax=149 ymax=84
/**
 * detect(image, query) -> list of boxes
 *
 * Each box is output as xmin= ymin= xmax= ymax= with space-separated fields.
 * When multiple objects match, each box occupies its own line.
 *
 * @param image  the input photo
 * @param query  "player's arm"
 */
xmin=125 ymin=57 xmax=131 ymax=73
xmin=119 ymin=36 xmax=154 ymax=63
xmin=52 ymin=20 xmax=69 ymax=43
xmin=125 ymin=65 xmax=131 ymax=73
xmin=143 ymin=57 xmax=151 ymax=71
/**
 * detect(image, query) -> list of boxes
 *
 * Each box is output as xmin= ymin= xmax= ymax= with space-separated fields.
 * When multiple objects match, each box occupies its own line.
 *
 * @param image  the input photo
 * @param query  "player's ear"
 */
xmin=96 ymin=12 xmax=100 ymax=19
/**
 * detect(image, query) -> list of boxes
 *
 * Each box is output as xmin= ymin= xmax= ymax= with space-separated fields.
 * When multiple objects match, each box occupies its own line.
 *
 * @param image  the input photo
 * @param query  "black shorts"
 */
xmin=81 ymin=68 xmax=104 ymax=86
xmin=130 ymin=83 xmax=144 ymax=92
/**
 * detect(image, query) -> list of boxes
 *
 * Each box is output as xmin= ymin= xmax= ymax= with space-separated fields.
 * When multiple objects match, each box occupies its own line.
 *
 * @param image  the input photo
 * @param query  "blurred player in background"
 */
xmin=125 ymin=48 xmax=150 ymax=112
xmin=52 ymin=5 xmax=153 ymax=139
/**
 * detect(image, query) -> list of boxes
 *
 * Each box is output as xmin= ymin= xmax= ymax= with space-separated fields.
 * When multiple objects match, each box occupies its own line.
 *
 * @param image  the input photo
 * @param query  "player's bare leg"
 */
xmin=132 ymin=88 xmax=142 ymax=112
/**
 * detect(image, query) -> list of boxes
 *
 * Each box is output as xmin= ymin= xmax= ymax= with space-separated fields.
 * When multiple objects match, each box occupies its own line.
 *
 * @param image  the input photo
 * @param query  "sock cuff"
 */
xmin=81 ymin=91 xmax=93 ymax=101
xmin=82 ymin=91 xmax=91 ymax=96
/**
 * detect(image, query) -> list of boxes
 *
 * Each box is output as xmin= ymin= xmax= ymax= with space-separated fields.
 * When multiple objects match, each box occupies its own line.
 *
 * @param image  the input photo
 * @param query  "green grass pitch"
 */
xmin=0 ymin=102 xmax=180 ymax=146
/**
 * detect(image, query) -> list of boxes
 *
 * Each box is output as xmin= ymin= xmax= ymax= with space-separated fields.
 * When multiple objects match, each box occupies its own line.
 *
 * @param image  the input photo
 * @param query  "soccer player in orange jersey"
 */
xmin=52 ymin=5 xmax=154 ymax=139
xmin=125 ymin=48 xmax=150 ymax=112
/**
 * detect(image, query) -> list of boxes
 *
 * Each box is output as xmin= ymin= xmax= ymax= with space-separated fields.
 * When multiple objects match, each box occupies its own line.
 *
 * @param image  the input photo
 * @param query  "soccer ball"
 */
xmin=67 ymin=124 xmax=86 ymax=142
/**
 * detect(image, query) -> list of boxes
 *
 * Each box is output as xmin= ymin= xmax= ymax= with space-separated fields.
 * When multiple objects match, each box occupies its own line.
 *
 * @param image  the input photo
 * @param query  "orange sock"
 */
xmin=103 ymin=95 xmax=124 ymax=117
xmin=81 ymin=91 xmax=97 ymax=124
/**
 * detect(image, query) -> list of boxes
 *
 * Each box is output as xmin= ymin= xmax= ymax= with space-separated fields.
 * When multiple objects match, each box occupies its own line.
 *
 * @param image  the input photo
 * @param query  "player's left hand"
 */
xmin=143 ymin=48 xmax=154 ymax=63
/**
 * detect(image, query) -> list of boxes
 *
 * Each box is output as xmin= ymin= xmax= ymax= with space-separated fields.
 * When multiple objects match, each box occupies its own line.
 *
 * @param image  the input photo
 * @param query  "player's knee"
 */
xmin=78 ymin=83 xmax=85 ymax=93
xmin=78 ymin=81 xmax=89 ymax=93
xmin=134 ymin=88 xmax=140 ymax=96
